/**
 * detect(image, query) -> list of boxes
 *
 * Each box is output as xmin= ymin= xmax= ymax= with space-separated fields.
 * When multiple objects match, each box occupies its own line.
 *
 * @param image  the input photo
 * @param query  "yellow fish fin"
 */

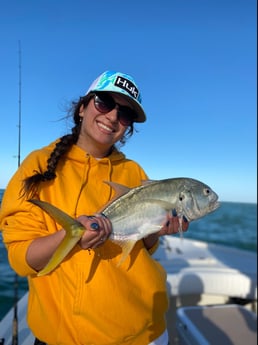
xmin=116 ymin=240 xmax=137 ymax=267
xmin=38 ymin=232 xmax=83 ymax=276
xmin=29 ymin=199 xmax=81 ymax=230
xmin=29 ymin=199 xmax=85 ymax=276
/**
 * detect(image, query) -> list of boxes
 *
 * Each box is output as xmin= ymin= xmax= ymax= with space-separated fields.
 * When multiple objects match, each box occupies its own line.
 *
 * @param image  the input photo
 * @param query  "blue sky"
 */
xmin=0 ymin=0 xmax=256 ymax=203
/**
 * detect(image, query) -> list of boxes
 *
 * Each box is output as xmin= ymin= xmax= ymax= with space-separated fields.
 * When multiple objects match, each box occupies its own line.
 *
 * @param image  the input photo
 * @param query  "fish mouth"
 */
xmin=210 ymin=201 xmax=220 ymax=212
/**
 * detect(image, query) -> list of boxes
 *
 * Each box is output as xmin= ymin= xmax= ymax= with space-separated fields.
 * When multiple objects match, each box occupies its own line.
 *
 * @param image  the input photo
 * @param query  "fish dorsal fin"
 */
xmin=104 ymin=180 xmax=156 ymax=195
xmin=141 ymin=179 xmax=157 ymax=186
xmin=103 ymin=181 xmax=131 ymax=196
xmin=98 ymin=181 xmax=132 ymax=213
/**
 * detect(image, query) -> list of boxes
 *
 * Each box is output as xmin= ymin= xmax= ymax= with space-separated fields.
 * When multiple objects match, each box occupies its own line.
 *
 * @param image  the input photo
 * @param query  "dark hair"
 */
xmin=23 ymin=94 xmax=135 ymax=198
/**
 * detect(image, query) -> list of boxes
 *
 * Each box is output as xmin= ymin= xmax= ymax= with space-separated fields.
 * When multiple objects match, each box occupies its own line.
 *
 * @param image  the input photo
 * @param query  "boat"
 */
xmin=1 ymin=44 xmax=256 ymax=344
xmin=154 ymin=236 xmax=257 ymax=344
xmin=0 ymin=236 xmax=256 ymax=345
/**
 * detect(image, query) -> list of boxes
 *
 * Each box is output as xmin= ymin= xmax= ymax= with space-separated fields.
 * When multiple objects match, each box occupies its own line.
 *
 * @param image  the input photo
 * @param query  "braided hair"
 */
xmin=22 ymin=94 xmax=134 ymax=198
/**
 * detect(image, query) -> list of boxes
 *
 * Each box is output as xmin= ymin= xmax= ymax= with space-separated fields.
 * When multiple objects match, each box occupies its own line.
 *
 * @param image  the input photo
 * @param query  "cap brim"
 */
xmin=85 ymin=91 xmax=146 ymax=123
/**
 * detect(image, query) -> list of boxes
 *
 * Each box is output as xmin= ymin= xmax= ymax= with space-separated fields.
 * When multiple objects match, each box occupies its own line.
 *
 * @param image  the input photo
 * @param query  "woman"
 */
xmin=0 ymin=71 xmax=188 ymax=345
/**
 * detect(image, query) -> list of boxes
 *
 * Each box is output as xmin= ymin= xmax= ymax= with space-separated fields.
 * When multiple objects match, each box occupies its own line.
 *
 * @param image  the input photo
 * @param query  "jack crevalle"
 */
xmin=29 ymin=177 xmax=219 ymax=276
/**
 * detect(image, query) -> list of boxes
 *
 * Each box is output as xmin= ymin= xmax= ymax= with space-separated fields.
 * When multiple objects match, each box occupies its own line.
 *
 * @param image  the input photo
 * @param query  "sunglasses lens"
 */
xmin=94 ymin=93 xmax=115 ymax=113
xmin=117 ymin=108 xmax=136 ymax=126
xmin=94 ymin=93 xmax=136 ymax=126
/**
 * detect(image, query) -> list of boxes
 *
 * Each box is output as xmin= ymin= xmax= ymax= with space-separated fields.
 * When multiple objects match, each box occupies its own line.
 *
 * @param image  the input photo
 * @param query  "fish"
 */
xmin=29 ymin=177 xmax=220 ymax=276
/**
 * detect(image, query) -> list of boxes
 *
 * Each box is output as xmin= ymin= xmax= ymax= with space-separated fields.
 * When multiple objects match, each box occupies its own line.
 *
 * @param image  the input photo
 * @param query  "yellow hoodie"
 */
xmin=0 ymin=142 xmax=169 ymax=345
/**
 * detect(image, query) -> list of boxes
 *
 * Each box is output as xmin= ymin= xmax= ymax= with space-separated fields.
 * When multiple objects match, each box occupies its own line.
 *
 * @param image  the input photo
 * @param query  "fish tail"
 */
xmin=29 ymin=199 xmax=85 ymax=276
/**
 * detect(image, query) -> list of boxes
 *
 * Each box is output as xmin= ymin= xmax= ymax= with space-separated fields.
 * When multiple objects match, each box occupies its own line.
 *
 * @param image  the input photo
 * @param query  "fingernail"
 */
xmin=172 ymin=209 xmax=177 ymax=217
xmin=183 ymin=216 xmax=188 ymax=223
xmin=90 ymin=223 xmax=99 ymax=230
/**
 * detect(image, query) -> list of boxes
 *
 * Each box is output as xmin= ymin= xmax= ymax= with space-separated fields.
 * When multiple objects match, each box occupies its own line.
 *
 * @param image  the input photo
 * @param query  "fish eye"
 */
xmin=204 ymin=188 xmax=211 ymax=196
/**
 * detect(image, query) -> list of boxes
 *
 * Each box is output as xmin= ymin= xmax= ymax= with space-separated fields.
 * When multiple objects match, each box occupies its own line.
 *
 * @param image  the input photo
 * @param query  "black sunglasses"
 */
xmin=92 ymin=92 xmax=137 ymax=126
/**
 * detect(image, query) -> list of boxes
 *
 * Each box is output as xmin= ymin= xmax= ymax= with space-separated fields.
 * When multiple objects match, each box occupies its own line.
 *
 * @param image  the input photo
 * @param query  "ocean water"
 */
xmin=0 ymin=189 xmax=257 ymax=320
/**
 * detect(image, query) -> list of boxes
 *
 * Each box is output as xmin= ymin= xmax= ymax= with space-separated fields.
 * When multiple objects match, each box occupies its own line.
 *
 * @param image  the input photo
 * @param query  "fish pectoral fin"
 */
xmin=116 ymin=240 xmax=136 ymax=267
xmin=138 ymin=224 xmax=163 ymax=234
xmin=144 ymin=199 xmax=174 ymax=212
xmin=38 ymin=232 xmax=83 ymax=276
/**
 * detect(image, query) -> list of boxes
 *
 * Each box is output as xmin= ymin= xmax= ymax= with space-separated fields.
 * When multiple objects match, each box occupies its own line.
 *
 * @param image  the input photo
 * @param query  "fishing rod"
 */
xmin=11 ymin=40 xmax=22 ymax=345
xmin=17 ymin=40 xmax=22 ymax=168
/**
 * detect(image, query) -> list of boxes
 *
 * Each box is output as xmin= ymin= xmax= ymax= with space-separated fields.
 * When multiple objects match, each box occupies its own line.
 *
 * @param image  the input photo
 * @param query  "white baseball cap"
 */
xmin=85 ymin=70 xmax=146 ymax=123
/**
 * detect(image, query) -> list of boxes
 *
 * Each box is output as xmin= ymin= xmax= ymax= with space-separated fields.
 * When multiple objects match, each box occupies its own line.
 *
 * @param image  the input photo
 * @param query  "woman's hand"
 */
xmin=26 ymin=214 xmax=112 ymax=272
xmin=158 ymin=210 xmax=189 ymax=236
xmin=143 ymin=211 xmax=189 ymax=251
xmin=77 ymin=214 xmax=112 ymax=249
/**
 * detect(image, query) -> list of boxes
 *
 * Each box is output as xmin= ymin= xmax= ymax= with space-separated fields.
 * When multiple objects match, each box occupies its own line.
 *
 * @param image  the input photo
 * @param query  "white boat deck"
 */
xmin=154 ymin=237 xmax=257 ymax=300
xmin=0 ymin=237 xmax=257 ymax=345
